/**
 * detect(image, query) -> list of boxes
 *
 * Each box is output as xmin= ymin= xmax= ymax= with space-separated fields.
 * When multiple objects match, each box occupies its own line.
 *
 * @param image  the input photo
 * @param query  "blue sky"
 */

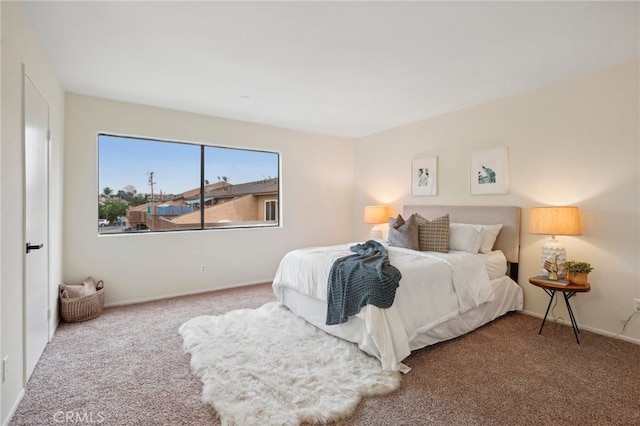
xmin=98 ymin=135 xmax=279 ymax=196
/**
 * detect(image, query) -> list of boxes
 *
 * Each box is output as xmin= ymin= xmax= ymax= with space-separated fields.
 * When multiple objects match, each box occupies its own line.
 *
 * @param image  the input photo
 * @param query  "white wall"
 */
xmin=2 ymin=4 xmax=637 ymax=423
xmin=1 ymin=2 xmax=65 ymax=423
xmin=64 ymin=94 xmax=354 ymax=305
xmin=354 ymin=61 xmax=640 ymax=342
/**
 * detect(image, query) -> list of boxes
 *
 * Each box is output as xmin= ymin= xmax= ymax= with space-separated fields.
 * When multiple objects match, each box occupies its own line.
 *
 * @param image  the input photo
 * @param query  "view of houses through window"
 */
xmin=98 ymin=134 xmax=279 ymax=234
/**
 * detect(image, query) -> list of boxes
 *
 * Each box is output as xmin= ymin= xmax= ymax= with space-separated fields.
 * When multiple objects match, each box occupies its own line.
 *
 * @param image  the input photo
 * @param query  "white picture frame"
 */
xmin=411 ymin=156 xmax=437 ymax=196
xmin=470 ymin=147 xmax=508 ymax=195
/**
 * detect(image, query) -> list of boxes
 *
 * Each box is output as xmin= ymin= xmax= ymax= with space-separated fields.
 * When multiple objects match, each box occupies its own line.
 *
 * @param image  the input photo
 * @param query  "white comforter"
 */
xmin=272 ymin=243 xmax=495 ymax=371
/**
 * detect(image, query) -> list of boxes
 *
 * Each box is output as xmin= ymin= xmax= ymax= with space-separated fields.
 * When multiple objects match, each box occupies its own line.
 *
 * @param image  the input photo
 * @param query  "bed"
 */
xmin=272 ymin=205 xmax=523 ymax=372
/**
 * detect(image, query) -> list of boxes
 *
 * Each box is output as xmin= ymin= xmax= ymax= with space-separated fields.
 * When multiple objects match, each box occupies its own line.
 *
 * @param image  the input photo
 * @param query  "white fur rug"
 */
xmin=179 ymin=302 xmax=401 ymax=425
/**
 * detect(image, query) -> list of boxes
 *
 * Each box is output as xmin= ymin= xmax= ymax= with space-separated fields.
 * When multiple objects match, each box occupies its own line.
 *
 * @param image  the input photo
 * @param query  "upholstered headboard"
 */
xmin=403 ymin=205 xmax=521 ymax=280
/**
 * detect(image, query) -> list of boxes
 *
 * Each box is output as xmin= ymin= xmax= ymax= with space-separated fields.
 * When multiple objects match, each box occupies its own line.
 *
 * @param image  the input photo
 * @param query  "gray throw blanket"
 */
xmin=326 ymin=240 xmax=402 ymax=325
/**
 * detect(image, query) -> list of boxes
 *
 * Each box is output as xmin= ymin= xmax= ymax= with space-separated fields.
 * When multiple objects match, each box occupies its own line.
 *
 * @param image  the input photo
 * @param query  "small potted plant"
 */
xmin=563 ymin=261 xmax=593 ymax=285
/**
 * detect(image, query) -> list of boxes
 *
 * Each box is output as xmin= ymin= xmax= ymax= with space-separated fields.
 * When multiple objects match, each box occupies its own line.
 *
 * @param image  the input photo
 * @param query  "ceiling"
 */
xmin=20 ymin=1 xmax=639 ymax=139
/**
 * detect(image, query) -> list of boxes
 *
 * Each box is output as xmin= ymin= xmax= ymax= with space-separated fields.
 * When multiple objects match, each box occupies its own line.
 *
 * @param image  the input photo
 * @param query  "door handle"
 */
xmin=26 ymin=243 xmax=44 ymax=254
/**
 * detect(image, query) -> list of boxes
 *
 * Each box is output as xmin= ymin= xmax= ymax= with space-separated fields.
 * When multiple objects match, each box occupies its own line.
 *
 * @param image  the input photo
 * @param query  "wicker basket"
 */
xmin=59 ymin=280 xmax=105 ymax=322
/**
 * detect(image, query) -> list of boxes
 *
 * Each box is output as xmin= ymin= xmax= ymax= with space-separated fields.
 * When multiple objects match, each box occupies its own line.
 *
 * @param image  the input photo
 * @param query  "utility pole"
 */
xmin=147 ymin=172 xmax=156 ymax=221
xmin=147 ymin=171 xmax=156 ymax=201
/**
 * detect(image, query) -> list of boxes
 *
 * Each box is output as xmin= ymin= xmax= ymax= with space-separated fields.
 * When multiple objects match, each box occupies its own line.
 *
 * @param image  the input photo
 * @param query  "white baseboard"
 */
xmin=2 ymin=388 xmax=25 ymax=426
xmin=103 ymin=280 xmax=271 ymax=308
xmin=519 ymin=310 xmax=640 ymax=345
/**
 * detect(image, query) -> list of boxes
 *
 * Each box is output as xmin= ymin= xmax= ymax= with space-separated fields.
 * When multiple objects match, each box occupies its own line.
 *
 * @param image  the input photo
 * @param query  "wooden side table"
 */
xmin=529 ymin=276 xmax=591 ymax=344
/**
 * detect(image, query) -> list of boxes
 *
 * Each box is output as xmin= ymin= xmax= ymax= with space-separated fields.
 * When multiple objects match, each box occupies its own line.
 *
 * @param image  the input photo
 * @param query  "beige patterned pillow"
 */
xmin=414 ymin=214 xmax=450 ymax=253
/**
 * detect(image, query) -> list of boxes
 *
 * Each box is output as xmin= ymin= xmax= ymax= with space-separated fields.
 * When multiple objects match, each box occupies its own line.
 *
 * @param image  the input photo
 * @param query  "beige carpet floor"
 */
xmin=9 ymin=282 xmax=640 ymax=425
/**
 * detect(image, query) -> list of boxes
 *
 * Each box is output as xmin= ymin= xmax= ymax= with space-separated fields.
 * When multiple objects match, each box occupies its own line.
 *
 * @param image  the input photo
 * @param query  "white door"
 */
xmin=24 ymin=74 xmax=50 ymax=381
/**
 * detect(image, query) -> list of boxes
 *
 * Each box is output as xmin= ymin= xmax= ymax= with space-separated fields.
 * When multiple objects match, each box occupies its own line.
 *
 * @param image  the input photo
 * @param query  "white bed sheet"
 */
xmin=272 ymin=243 xmax=505 ymax=372
xmin=276 ymin=275 xmax=522 ymax=372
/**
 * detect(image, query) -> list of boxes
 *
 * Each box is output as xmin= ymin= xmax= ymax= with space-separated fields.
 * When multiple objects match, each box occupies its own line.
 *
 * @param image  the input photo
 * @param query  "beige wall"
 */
xmin=206 ymin=194 xmax=257 ymax=223
xmin=1 ymin=2 xmax=66 ymax=423
xmin=354 ymin=61 xmax=640 ymax=343
xmin=170 ymin=194 xmax=267 ymax=225
xmin=64 ymin=94 xmax=355 ymax=306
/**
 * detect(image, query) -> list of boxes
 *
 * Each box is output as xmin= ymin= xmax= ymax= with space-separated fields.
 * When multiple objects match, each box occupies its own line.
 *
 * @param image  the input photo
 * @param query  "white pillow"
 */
xmin=449 ymin=223 xmax=482 ymax=253
xmin=478 ymin=224 xmax=503 ymax=254
xmin=450 ymin=223 xmax=503 ymax=254
xmin=477 ymin=250 xmax=508 ymax=279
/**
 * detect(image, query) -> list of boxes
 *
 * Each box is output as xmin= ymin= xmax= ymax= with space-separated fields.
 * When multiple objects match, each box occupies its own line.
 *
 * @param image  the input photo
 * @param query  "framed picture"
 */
xmin=470 ymin=147 xmax=508 ymax=195
xmin=411 ymin=156 xmax=437 ymax=196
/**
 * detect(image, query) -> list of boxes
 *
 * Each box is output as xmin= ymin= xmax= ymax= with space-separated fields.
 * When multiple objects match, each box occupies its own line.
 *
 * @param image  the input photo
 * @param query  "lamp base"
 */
xmin=370 ymin=226 xmax=383 ymax=241
xmin=540 ymin=238 xmax=567 ymax=279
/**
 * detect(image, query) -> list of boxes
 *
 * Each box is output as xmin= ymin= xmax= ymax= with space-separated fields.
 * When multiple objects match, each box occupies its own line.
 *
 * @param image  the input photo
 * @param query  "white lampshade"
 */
xmin=529 ymin=206 xmax=581 ymax=278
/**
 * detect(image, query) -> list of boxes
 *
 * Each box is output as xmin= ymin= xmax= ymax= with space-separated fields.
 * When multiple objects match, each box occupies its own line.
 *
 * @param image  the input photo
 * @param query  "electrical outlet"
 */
xmin=634 ymin=298 xmax=640 ymax=312
xmin=3 ymin=355 xmax=9 ymax=382
xmin=200 ymin=265 xmax=206 ymax=273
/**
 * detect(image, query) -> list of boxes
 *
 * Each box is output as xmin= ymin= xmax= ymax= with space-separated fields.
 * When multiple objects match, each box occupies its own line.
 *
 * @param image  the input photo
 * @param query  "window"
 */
xmin=265 ymin=200 xmax=278 ymax=221
xmin=98 ymin=134 xmax=279 ymax=234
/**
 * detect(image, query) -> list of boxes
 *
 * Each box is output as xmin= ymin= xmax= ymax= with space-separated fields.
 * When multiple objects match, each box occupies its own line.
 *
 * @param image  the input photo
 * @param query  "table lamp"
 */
xmin=529 ymin=206 xmax=581 ymax=279
xmin=364 ymin=205 xmax=389 ymax=241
